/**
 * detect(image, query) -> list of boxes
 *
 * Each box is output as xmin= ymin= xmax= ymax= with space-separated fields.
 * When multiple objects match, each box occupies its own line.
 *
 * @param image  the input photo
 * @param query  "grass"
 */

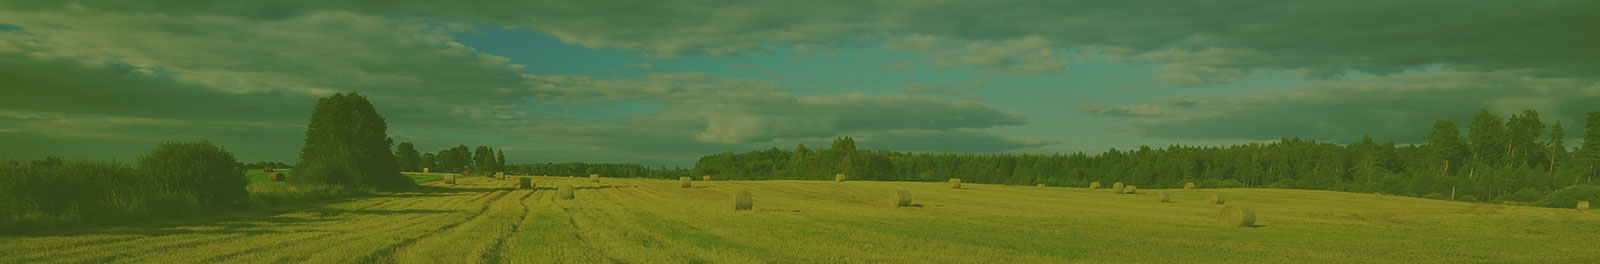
xmin=4 ymin=177 xmax=1599 ymax=263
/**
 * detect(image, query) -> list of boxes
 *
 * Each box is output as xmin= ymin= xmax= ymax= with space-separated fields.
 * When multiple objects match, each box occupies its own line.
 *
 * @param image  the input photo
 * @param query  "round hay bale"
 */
xmin=1037 ymin=184 xmax=1046 ymax=187
xmin=1089 ymin=182 xmax=1101 ymax=189
xmin=680 ymin=177 xmax=692 ymax=188
xmin=1219 ymin=204 xmax=1256 ymax=227
xmin=445 ymin=174 xmax=457 ymax=184
xmin=558 ymin=185 xmax=575 ymax=200
xmin=1184 ymin=182 xmax=1195 ymax=189
xmin=835 ymin=174 xmax=847 ymax=182
xmin=590 ymin=174 xmax=599 ymax=183
xmin=1124 ymin=185 xmax=1137 ymax=194
xmin=949 ymin=178 xmax=962 ymax=189
xmin=267 ymin=172 xmax=285 ymax=182
xmin=703 ymin=175 xmax=711 ymax=181
xmin=894 ymin=189 xmax=912 ymax=207
xmin=423 ymin=167 xmax=430 ymax=173
xmin=495 ymin=172 xmax=505 ymax=180
xmin=518 ymin=177 xmax=532 ymax=189
xmin=1112 ymin=182 xmax=1125 ymax=193
xmin=1580 ymin=201 xmax=1591 ymax=211
xmin=732 ymin=191 xmax=753 ymax=211
xmin=1208 ymin=193 xmax=1225 ymax=205
xmin=1154 ymin=192 xmax=1170 ymax=203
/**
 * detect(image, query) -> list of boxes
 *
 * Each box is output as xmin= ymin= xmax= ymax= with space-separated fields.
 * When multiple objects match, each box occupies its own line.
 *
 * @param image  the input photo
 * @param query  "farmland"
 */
xmin=3 ymin=176 xmax=1598 ymax=263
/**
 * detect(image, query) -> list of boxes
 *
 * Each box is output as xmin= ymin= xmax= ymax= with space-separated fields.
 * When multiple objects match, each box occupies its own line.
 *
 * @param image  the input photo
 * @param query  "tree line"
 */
xmin=682 ymin=109 xmax=1600 ymax=207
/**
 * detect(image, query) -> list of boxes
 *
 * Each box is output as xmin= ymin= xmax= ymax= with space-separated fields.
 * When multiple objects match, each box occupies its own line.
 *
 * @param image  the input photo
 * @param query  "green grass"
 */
xmin=5 ymin=176 xmax=1599 ymax=263
xmin=402 ymin=172 xmax=445 ymax=184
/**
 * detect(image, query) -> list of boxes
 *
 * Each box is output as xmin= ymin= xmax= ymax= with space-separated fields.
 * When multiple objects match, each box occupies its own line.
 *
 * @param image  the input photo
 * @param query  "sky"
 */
xmin=2 ymin=1 xmax=1598 ymax=167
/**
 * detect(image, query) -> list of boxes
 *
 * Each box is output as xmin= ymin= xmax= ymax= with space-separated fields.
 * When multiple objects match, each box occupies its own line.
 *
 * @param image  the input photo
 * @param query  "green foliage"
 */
xmin=1458 ymin=195 xmax=1479 ymax=203
xmin=1496 ymin=188 xmax=1545 ymax=203
xmin=293 ymin=92 xmax=412 ymax=191
xmin=395 ymin=142 xmax=422 ymax=172
xmin=136 ymin=140 xmax=249 ymax=208
xmin=1534 ymin=185 xmax=1600 ymax=209
xmin=420 ymin=153 xmax=437 ymax=171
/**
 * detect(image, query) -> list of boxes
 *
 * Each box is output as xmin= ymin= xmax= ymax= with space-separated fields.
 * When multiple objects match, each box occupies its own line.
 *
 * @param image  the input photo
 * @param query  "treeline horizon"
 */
xmin=522 ymin=108 xmax=1600 ymax=208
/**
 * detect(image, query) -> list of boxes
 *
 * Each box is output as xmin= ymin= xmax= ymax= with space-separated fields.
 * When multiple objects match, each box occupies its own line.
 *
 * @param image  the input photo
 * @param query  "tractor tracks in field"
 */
xmin=483 ymin=188 xmax=538 ymax=264
xmin=356 ymin=181 xmax=517 ymax=264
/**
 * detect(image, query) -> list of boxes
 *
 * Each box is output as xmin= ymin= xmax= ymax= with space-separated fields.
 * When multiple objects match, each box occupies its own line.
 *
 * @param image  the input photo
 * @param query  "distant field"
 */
xmin=4 ymin=176 xmax=1598 ymax=263
xmin=243 ymin=169 xmax=444 ymax=186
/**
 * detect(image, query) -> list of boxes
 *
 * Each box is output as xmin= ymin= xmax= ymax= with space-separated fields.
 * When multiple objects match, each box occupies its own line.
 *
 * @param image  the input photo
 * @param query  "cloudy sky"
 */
xmin=3 ymin=1 xmax=1598 ymax=167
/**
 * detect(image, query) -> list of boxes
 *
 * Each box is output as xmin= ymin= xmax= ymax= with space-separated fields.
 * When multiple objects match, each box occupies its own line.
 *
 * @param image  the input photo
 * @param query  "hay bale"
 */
xmin=680 ymin=177 xmax=692 ymax=188
xmin=445 ymin=174 xmax=456 ymax=184
xmin=1090 ymin=182 xmax=1101 ymax=189
xmin=518 ymin=177 xmax=532 ymax=189
xmin=1208 ymin=193 xmax=1225 ymax=204
xmin=495 ymin=172 xmax=505 ymax=180
xmin=1154 ymin=192 xmax=1170 ymax=203
xmin=835 ymin=174 xmax=847 ymax=182
xmin=558 ymin=185 xmax=575 ymax=200
xmin=1219 ymin=204 xmax=1256 ymax=227
xmin=949 ymin=178 xmax=962 ymax=189
xmin=1037 ymin=184 xmax=1046 ymax=187
xmin=703 ymin=175 xmax=711 ymax=181
xmin=266 ymin=172 xmax=284 ymax=182
xmin=1184 ymin=182 xmax=1195 ymax=189
xmin=894 ymin=189 xmax=912 ymax=207
xmin=1124 ymin=185 xmax=1137 ymax=194
xmin=1580 ymin=201 xmax=1591 ymax=211
xmin=590 ymin=174 xmax=599 ymax=183
xmin=423 ymin=168 xmax=429 ymax=173
xmin=1112 ymin=182 xmax=1125 ymax=193
xmin=733 ymin=191 xmax=753 ymax=211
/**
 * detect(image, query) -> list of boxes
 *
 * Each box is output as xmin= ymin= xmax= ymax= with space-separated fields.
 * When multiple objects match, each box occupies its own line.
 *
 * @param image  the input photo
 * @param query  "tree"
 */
xmin=137 ymin=140 xmax=248 ymax=207
xmin=1578 ymin=110 xmax=1600 ymax=182
xmin=473 ymin=146 xmax=492 ymax=175
xmin=1467 ymin=110 xmax=1507 ymax=165
xmin=1506 ymin=110 xmax=1545 ymax=167
xmin=293 ymin=92 xmax=411 ymax=190
xmin=1550 ymin=120 xmax=1567 ymax=175
xmin=496 ymin=150 xmax=507 ymax=175
xmin=1425 ymin=119 xmax=1469 ymax=174
xmin=395 ymin=142 xmax=422 ymax=172
xmin=421 ymin=153 xmax=437 ymax=171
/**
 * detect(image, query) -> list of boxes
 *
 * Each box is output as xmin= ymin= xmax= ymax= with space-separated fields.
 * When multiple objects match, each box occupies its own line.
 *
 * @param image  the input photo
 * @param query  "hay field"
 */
xmin=3 ymin=176 xmax=1599 ymax=263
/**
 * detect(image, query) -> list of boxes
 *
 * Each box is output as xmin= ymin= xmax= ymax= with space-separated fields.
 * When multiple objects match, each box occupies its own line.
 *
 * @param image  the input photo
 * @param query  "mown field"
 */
xmin=3 ymin=176 xmax=1598 ymax=263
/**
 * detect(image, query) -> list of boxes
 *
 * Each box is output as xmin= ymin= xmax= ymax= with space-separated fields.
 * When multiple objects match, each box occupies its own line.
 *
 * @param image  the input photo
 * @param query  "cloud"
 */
xmin=624 ymin=62 xmax=655 ymax=71
xmin=880 ymin=60 xmax=917 ymax=71
xmin=900 ymin=80 xmax=982 ymax=96
xmin=1101 ymin=71 xmax=1600 ymax=143
xmin=1083 ymin=105 xmax=1168 ymax=117
xmin=7 ymin=1 xmax=1595 ymax=82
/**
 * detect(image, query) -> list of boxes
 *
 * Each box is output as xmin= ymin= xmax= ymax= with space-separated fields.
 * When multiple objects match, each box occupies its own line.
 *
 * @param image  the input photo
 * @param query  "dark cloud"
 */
xmin=1110 ymin=71 xmax=1600 ymax=144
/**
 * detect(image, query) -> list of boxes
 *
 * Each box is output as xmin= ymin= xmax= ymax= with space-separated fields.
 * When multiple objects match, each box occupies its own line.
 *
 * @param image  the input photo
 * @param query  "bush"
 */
xmin=1496 ymin=188 xmax=1546 ymax=204
xmin=1216 ymin=179 xmax=1249 ymax=188
xmin=1535 ymin=185 xmax=1600 ymax=209
xmin=137 ymin=140 xmax=249 ymax=208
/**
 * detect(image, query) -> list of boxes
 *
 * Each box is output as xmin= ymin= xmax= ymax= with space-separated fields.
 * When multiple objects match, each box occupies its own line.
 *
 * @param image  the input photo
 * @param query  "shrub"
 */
xmin=1496 ymin=188 xmax=1546 ymax=204
xmin=136 ymin=140 xmax=248 ymax=208
xmin=1216 ymin=179 xmax=1249 ymax=188
xmin=1535 ymin=185 xmax=1600 ymax=209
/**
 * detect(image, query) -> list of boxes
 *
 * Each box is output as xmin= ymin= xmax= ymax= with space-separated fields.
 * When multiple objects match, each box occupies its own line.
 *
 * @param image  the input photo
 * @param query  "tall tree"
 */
xmin=1506 ymin=110 xmax=1545 ymax=167
xmin=421 ymin=153 xmax=437 ymax=171
xmin=293 ymin=92 xmax=411 ymax=190
xmin=1425 ymin=119 xmax=1469 ymax=175
xmin=395 ymin=142 xmax=421 ymax=172
xmin=473 ymin=146 xmax=492 ymax=174
xmin=1467 ymin=109 xmax=1508 ymax=165
xmin=496 ymin=150 xmax=507 ymax=175
xmin=1577 ymin=110 xmax=1600 ymax=182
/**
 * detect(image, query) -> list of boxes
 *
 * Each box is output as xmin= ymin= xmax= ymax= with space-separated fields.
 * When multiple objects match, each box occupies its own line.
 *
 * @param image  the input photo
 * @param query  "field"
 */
xmin=3 ymin=176 xmax=1598 ymax=263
